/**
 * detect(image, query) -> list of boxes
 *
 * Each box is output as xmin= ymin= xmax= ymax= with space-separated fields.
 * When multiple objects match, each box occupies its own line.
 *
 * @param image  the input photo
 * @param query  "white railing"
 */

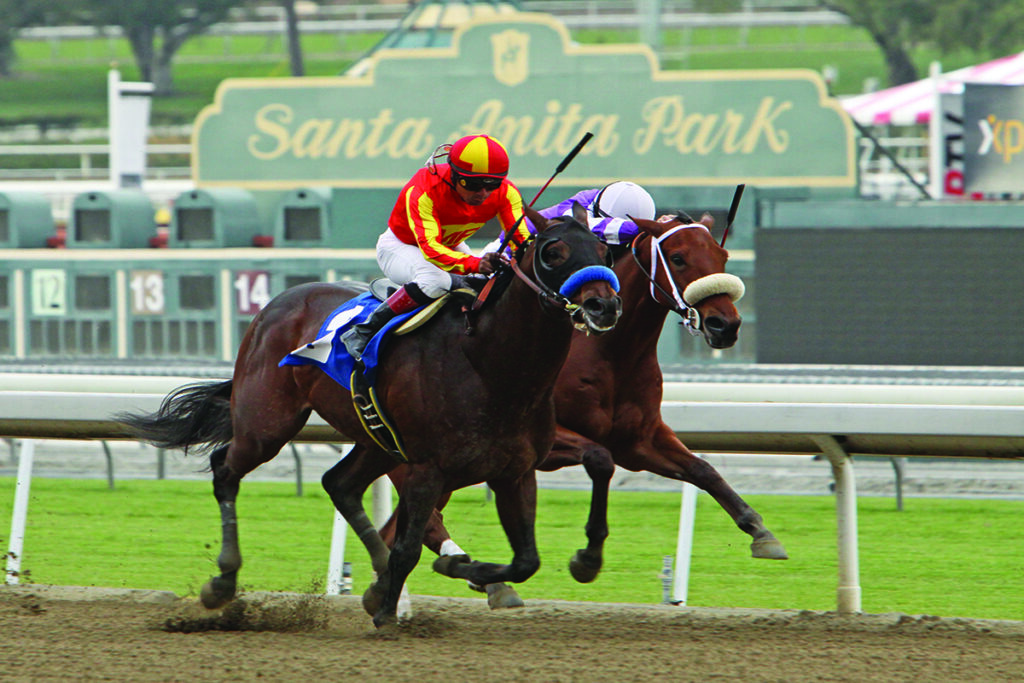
xmin=1 ymin=371 xmax=1022 ymax=610
xmin=0 ymin=143 xmax=191 ymax=181
xmin=16 ymin=3 xmax=847 ymax=42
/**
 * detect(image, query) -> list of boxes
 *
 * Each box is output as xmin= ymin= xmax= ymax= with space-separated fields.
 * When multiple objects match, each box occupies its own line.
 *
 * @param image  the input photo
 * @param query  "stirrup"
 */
xmin=341 ymin=326 xmax=371 ymax=362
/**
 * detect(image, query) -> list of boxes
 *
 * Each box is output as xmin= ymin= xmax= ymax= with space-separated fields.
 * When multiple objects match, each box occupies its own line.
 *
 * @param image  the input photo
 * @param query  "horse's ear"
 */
xmin=699 ymin=211 xmax=715 ymax=231
xmin=629 ymin=215 xmax=664 ymax=238
xmin=524 ymin=204 xmax=547 ymax=232
xmin=571 ymin=200 xmax=588 ymax=226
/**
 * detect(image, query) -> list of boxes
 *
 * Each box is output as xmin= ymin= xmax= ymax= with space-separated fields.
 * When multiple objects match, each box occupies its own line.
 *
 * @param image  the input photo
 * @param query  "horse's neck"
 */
xmin=604 ymin=258 xmax=671 ymax=360
xmin=468 ymin=274 xmax=574 ymax=387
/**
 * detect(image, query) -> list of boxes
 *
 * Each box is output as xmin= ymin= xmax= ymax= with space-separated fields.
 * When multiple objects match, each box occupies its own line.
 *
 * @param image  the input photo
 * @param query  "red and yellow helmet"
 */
xmin=448 ymin=134 xmax=509 ymax=183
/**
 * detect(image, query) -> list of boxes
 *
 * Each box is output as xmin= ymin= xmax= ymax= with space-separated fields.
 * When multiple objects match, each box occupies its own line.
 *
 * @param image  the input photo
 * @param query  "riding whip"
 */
xmin=719 ymin=183 xmax=745 ymax=248
xmin=471 ymin=133 xmax=595 ymax=313
xmin=494 ymin=131 xmax=594 ymax=256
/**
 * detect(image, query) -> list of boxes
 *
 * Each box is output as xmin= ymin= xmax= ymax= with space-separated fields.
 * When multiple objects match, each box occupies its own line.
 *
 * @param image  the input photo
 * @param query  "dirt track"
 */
xmin=2 ymin=586 xmax=1023 ymax=682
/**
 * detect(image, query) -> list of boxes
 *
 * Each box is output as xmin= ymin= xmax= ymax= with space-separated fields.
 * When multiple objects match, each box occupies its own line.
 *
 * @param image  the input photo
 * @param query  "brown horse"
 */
xmin=383 ymin=211 xmax=787 ymax=607
xmin=117 ymin=205 xmax=622 ymax=627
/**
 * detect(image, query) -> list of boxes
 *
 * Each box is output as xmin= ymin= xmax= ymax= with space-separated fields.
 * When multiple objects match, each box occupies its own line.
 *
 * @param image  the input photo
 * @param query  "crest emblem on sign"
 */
xmin=491 ymin=29 xmax=530 ymax=87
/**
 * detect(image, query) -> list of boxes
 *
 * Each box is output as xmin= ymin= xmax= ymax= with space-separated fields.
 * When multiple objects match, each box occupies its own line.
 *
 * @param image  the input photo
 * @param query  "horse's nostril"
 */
xmin=583 ymin=297 xmax=620 ymax=318
xmin=705 ymin=316 xmax=726 ymax=333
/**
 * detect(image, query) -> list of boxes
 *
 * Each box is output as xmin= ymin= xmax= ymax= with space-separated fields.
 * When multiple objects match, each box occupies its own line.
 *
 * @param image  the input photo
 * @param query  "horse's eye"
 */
xmin=540 ymin=241 xmax=568 ymax=269
xmin=605 ymin=249 xmax=614 ymax=268
xmin=670 ymin=254 xmax=685 ymax=267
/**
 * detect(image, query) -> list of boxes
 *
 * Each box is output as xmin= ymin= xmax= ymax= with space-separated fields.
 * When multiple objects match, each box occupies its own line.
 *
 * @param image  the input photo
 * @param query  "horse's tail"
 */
xmin=116 ymin=380 xmax=234 ymax=456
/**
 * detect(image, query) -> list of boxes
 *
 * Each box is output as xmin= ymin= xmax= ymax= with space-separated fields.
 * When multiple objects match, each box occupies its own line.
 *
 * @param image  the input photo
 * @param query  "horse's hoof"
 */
xmin=432 ymin=553 xmax=471 ymax=578
xmin=362 ymin=581 xmax=386 ymax=617
xmin=485 ymin=583 xmax=525 ymax=609
xmin=372 ymin=611 xmax=399 ymax=629
xmin=569 ymin=549 xmax=602 ymax=583
xmin=751 ymin=535 xmax=789 ymax=560
xmin=199 ymin=576 xmax=235 ymax=609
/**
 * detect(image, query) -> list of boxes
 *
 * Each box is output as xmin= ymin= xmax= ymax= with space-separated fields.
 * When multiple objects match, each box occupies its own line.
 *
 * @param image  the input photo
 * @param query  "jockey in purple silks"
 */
xmin=483 ymin=181 xmax=657 ymax=257
xmin=536 ymin=181 xmax=657 ymax=244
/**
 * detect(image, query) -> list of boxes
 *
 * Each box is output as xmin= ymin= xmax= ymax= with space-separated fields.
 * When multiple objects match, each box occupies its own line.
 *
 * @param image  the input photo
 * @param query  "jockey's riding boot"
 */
xmin=341 ymin=284 xmax=430 ymax=363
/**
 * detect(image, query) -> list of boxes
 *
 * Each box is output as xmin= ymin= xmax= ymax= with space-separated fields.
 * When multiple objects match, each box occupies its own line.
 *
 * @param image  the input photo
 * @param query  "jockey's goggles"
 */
xmin=458 ymin=175 xmax=503 ymax=192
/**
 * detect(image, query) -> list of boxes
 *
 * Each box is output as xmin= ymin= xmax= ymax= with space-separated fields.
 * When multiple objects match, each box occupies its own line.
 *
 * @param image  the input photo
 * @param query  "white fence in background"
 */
xmin=2 ymin=372 xmax=1021 ymax=611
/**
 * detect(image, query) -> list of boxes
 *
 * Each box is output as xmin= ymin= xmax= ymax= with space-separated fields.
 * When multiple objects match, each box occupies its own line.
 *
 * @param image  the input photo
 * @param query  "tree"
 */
xmin=819 ymin=1 xmax=935 ymax=87
xmin=83 ymin=0 xmax=248 ymax=95
xmin=281 ymin=0 xmax=304 ymax=77
xmin=0 ymin=0 xmax=65 ymax=77
xmin=927 ymin=0 xmax=1024 ymax=57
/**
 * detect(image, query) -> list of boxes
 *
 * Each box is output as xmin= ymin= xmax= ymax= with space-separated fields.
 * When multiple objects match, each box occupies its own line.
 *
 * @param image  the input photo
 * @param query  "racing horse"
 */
xmin=382 ymin=210 xmax=788 ymax=607
xmin=117 ymin=204 xmax=622 ymax=627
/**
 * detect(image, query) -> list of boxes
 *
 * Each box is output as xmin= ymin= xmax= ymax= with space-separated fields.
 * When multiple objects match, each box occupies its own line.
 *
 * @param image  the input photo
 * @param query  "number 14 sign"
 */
xmin=234 ymin=270 xmax=271 ymax=315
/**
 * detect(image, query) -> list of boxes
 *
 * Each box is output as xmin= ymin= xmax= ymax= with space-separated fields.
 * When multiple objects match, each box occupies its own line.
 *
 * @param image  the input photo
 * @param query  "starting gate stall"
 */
xmin=273 ymin=187 xmax=333 ymax=247
xmin=0 ymin=191 xmax=55 ymax=249
xmin=168 ymin=188 xmax=261 ymax=248
xmin=67 ymin=189 xmax=155 ymax=248
xmin=0 ymin=192 xmax=57 ymax=356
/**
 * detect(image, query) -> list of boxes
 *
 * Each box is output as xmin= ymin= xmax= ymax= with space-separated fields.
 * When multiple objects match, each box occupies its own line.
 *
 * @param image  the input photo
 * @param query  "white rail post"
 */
xmin=6 ymin=439 xmax=36 ymax=585
xmin=812 ymin=435 xmax=862 ymax=614
xmin=372 ymin=476 xmax=392 ymax=530
xmin=671 ymin=482 xmax=699 ymax=605
xmin=325 ymin=510 xmax=347 ymax=595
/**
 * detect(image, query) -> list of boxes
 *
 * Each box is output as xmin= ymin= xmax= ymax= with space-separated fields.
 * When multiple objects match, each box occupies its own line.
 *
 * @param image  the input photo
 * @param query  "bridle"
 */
xmin=507 ymin=224 xmax=620 ymax=332
xmin=629 ymin=221 xmax=744 ymax=337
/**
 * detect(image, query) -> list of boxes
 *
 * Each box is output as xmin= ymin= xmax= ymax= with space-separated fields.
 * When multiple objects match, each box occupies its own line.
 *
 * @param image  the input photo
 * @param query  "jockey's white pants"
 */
xmin=376 ymin=229 xmax=473 ymax=298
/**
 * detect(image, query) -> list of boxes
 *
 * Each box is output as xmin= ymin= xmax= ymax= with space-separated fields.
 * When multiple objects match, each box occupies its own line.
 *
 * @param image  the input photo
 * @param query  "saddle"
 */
xmin=350 ymin=277 xmax=484 ymax=461
xmin=370 ymin=277 xmax=482 ymax=335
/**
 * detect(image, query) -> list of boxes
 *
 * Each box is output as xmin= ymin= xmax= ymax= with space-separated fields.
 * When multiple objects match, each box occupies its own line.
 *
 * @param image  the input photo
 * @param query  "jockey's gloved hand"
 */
xmin=477 ymin=251 xmax=506 ymax=275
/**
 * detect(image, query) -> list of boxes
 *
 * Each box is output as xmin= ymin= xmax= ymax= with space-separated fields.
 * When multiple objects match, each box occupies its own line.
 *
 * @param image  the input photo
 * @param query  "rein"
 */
xmin=507 ymin=242 xmax=603 ymax=332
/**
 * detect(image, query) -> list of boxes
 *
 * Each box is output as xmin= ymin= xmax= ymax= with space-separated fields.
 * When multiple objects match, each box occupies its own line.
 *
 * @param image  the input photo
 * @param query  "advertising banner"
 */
xmin=963 ymin=83 xmax=1024 ymax=195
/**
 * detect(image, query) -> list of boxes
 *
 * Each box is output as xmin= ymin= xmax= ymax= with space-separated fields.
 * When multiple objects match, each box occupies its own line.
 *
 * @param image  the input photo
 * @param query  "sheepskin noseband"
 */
xmin=682 ymin=272 xmax=745 ymax=306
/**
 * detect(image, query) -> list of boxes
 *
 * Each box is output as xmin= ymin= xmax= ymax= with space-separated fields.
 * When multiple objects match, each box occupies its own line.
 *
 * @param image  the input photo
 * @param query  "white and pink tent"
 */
xmin=841 ymin=51 xmax=1024 ymax=126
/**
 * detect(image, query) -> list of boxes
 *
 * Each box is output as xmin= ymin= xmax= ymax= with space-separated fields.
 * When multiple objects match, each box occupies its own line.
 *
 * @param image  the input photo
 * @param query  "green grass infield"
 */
xmin=2 ymin=477 xmax=1022 ymax=621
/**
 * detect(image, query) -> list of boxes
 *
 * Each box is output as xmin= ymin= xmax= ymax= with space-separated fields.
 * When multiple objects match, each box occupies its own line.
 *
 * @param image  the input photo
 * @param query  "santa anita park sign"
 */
xmin=192 ymin=13 xmax=856 ymax=192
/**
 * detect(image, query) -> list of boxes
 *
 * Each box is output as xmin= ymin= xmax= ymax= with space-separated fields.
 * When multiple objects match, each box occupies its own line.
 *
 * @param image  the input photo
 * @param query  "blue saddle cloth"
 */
xmin=278 ymin=291 xmax=420 ymax=388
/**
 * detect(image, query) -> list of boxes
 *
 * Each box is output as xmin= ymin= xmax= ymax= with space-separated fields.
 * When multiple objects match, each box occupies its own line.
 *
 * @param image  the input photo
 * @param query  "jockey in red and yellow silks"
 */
xmin=342 ymin=133 xmax=529 ymax=363
xmin=388 ymin=163 xmax=526 ymax=275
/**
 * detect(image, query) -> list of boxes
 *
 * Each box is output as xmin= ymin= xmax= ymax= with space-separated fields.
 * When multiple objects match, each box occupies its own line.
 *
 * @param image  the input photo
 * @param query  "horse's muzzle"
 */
xmin=577 ymin=294 xmax=622 ymax=334
xmin=702 ymin=314 xmax=741 ymax=348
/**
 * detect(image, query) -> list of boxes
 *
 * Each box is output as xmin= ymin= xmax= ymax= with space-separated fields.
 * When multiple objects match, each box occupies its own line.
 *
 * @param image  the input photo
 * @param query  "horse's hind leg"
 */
xmin=200 ymin=390 xmax=311 ymax=608
xmin=200 ymin=445 xmax=243 ymax=609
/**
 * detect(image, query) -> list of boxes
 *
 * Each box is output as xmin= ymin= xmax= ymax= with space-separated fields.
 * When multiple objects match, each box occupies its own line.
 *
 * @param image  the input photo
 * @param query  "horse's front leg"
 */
xmin=321 ymin=444 xmax=395 ymax=618
xmin=382 ymin=466 xmax=456 ymax=556
xmin=628 ymin=423 xmax=788 ymax=560
xmin=538 ymin=428 xmax=613 ymax=583
xmin=433 ymin=471 xmax=540 ymax=587
xmin=373 ymin=466 xmax=446 ymax=627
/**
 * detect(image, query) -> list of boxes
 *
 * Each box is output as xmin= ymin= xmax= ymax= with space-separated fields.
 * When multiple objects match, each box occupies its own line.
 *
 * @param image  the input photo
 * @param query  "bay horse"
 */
xmin=117 ymin=204 xmax=622 ymax=627
xmin=382 ymin=211 xmax=788 ymax=607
